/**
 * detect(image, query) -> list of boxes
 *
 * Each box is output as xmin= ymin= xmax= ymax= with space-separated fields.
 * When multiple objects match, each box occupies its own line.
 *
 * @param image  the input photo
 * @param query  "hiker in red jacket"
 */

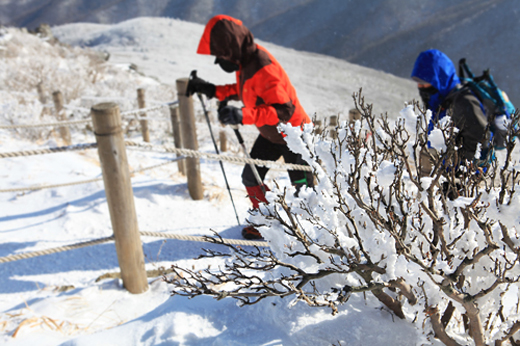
xmin=187 ymin=15 xmax=314 ymax=239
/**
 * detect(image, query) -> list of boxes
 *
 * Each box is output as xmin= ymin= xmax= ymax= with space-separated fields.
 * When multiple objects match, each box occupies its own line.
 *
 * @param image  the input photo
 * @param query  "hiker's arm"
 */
xmin=215 ymin=84 xmax=240 ymax=102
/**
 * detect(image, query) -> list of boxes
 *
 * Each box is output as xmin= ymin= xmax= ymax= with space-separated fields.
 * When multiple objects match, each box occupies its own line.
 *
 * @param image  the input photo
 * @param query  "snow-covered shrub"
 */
xmin=167 ymin=91 xmax=520 ymax=346
xmin=0 ymin=27 xmax=175 ymax=142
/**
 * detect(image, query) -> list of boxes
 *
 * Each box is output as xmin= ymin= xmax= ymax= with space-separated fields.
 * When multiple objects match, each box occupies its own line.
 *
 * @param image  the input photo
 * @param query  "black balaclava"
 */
xmin=418 ymin=85 xmax=439 ymax=108
xmin=215 ymin=57 xmax=239 ymax=73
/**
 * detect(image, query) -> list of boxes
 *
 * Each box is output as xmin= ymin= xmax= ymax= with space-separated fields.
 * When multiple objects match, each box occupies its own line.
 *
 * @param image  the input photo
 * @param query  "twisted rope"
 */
xmin=125 ymin=115 xmax=164 ymax=122
xmin=131 ymin=156 xmax=185 ymax=174
xmin=1 ymin=102 xmax=178 ymax=130
xmin=0 ymin=231 xmax=268 ymax=264
xmin=0 ymin=119 xmax=91 ymax=129
xmin=130 ymin=144 xmax=289 ymax=173
xmin=0 ymin=157 xmax=185 ymax=193
xmin=121 ymin=102 xmax=176 ymax=117
xmin=64 ymin=102 xmax=178 ymax=116
xmin=139 ymin=231 xmax=268 ymax=247
xmin=0 ymin=143 xmax=97 ymax=159
xmin=0 ymin=177 xmax=103 ymax=193
xmin=124 ymin=141 xmax=313 ymax=172
xmin=0 ymin=138 xmax=308 ymax=172
xmin=0 ymin=236 xmax=115 ymax=263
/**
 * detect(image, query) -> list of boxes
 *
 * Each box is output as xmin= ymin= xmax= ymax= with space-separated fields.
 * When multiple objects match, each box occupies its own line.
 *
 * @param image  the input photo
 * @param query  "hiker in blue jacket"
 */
xmin=411 ymin=49 xmax=488 ymax=174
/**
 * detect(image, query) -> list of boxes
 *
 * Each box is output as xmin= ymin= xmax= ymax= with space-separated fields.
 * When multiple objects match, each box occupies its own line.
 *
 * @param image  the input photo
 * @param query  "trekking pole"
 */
xmin=231 ymin=125 xmax=266 ymax=195
xmin=220 ymin=100 xmax=266 ymax=195
xmin=193 ymin=88 xmax=241 ymax=226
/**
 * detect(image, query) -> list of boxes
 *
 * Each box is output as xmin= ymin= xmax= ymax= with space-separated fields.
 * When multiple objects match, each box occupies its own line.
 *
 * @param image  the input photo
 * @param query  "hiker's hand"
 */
xmin=186 ymin=75 xmax=215 ymax=98
xmin=218 ymin=106 xmax=243 ymax=125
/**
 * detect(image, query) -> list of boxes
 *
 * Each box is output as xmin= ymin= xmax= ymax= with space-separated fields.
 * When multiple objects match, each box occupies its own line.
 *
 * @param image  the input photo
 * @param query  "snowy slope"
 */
xmin=0 ymin=17 xmax=430 ymax=346
xmin=51 ymin=17 xmax=417 ymax=118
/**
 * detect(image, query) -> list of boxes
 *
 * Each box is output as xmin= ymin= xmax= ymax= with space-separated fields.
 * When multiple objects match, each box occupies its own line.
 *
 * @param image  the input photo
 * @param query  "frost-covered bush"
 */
xmin=0 ymin=27 xmax=174 ymax=142
xmin=167 ymin=91 xmax=520 ymax=346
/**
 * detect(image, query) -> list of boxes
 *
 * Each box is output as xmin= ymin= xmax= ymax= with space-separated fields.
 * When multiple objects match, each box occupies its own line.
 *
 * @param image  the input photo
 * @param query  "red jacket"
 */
xmin=197 ymin=15 xmax=310 ymax=144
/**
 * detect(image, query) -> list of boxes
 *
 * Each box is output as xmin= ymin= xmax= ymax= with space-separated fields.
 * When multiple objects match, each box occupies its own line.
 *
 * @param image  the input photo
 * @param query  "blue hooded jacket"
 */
xmin=412 ymin=49 xmax=493 ymax=165
xmin=411 ymin=49 xmax=461 ymax=120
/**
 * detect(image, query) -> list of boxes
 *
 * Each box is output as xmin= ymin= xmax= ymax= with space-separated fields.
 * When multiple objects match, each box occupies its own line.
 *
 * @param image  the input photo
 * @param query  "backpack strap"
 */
xmin=459 ymin=59 xmax=511 ymax=117
xmin=458 ymin=58 xmax=475 ymax=80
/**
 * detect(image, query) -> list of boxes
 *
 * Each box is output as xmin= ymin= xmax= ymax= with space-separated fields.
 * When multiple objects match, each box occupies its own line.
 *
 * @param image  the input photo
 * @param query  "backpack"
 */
xmin=458 ymin=58 xmax=515 ymax=155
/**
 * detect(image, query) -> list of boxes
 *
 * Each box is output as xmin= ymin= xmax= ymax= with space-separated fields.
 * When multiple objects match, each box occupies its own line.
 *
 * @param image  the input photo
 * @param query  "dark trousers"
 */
xmin=241 ymin=134 xmax=314 ymax=188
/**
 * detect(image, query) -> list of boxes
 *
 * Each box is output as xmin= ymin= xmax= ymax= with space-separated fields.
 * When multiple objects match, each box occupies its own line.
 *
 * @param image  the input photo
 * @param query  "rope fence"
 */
xmin=124 ymin=141 xmax=313 ymax=172
xmin=0 ymin=236 xmax=115 ymax=264
xmin=1 ymin=177 xmax=103 ymax=193
xmin=121 ymin=102 xmax=177 ymax=117
xmin=140 ymin=230 xmax=268 ymax=247
xmin=64 ymin=102 xmax=176 ymax=117
xmin=0 ymin=118 xmax=91 ymax=129
xmin=0 ymin=92 xmax=308 ymax=281
xmin=0 ymin=156 xmax=185 ymax=193
xmin=0 ymin=142 xmax=97 ymax=158
xmin=0 ymin=101 xmax=178 ymax=130
xmin=0 ymin=231 xmax=269 ymax=264
xmin=0 ymin=140 xmax=311 ymax=170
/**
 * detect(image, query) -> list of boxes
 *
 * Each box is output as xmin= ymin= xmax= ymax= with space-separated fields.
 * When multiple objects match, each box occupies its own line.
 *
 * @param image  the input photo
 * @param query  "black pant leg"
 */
xmin=241 ymin=135 xmax=283 ymax=187
xmin=281 ymin=146 xmax=314 ymax=188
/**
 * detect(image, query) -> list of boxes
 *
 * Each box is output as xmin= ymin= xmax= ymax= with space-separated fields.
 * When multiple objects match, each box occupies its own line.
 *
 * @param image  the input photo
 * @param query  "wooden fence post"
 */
xmin=137 ymin=88 xmax=150 ymax=142
xmin=219 ymin=129 xmax=227 ymax=152
xmin=37 ymin=82 xmax=47 ymax=104
xmin=348 ymin=108 xmax=361 ymax=125
xmin=37 ymin=82 xmax=50 ymax=117
xmin=52 ymin=91 xmax=71 ymax=145
xmin=329 ymin=115 xmax=338 ymax=139
xmin=91 ymin=102 xmax=148 ymax=294
xmin=169 ymin=105 xmax=186 ymax=175
xmin=314 ymin=119 xmax=323 ymax=135
xmin=176 ymin=78 xmax=203 ymax=200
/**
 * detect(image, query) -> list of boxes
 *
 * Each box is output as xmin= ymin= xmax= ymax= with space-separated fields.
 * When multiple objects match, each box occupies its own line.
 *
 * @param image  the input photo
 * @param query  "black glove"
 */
xmin=218 ymin=106 xmax=243 ymax=125
xmin=186 ymin=75 xmax=216 ymax=98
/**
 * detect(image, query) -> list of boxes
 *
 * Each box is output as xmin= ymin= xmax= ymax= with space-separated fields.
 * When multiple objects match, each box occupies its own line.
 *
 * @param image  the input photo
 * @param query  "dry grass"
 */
xmin=0 ymin=291 xmax=129 ymax=339
xmin=3 ymin=310 xmax=85 ymax=338
xmin=204 ymin=184 xmax=228 ymax=204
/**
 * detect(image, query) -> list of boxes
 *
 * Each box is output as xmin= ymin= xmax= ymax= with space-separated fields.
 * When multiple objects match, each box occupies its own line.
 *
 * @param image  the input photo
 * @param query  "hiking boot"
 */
xmin=241 ymin=226 xmax=263 ymax=240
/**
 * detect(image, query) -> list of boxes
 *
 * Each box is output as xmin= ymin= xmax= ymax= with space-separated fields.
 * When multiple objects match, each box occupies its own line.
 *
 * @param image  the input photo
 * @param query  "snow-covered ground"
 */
xmin=0 ymin=17 xmax=425 ymax=345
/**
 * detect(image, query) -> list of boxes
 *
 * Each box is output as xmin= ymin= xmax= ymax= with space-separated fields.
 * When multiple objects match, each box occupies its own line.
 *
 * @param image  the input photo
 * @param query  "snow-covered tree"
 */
xmin=167 ymin=91 xmax=520 ymax=346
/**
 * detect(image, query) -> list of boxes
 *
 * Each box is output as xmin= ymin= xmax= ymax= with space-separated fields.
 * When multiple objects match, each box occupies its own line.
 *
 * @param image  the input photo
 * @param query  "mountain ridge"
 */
xmin=2 ymin=0 xmax=519 ymax=105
